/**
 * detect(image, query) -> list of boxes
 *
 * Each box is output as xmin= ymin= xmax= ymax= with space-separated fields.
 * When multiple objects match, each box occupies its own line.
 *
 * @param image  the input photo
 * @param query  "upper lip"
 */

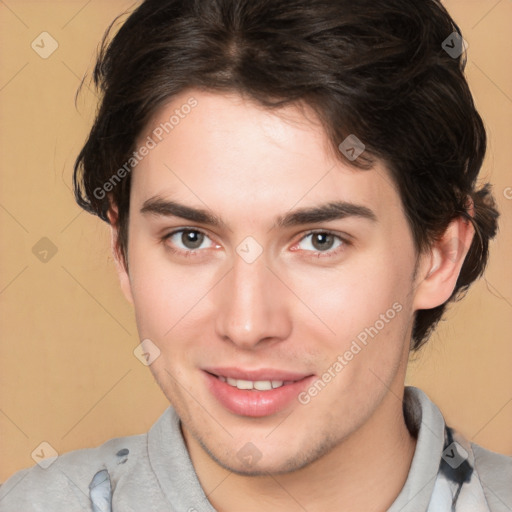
xmin=203 ymin=367 xmax=313 ymax=381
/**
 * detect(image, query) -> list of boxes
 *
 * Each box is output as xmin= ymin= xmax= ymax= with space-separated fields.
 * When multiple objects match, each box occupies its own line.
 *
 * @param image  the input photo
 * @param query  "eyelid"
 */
xmin=161 ymin=226 xmax=218 ymax=256
xmin=163 ymin=227 xmax=350 ymax=258
xmin=292 ymin=229 xmax=350 ymax=258
xmin=299 ymin=229 xmax=352 ymax=243
xmin=163 ymin=226 xmax=212 ymax=239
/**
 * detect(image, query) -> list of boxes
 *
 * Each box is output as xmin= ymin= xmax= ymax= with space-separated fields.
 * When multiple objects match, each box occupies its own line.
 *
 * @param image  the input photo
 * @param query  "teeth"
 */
xmin=220 ymin=377 xmax=285 ymax=390
xmin=234 ymin=379 xmax=253 ymax=390
xmin=254 ymin=381 xmax=272 ymax=391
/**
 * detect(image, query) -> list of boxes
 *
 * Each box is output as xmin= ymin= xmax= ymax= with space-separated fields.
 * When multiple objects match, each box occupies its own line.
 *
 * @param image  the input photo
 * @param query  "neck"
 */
xmin=184 ymin=386 xmax=417 ymax=512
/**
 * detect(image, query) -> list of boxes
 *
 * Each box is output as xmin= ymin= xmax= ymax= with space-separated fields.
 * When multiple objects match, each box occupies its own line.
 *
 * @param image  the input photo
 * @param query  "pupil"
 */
xmin=183 ymin=230 xmax=203 ymax=249
xmin=313 ymin=233 xmax=333 ymax=251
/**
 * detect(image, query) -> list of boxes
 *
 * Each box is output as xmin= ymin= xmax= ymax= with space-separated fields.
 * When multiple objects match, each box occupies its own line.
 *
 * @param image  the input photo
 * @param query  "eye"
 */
xmin=293 ymin=230 xmax=348 ymax=258
xmin=163 ymin=228 xmax=217 ymax=256
xmin=162 ymin=228 xmax=349 ymax=259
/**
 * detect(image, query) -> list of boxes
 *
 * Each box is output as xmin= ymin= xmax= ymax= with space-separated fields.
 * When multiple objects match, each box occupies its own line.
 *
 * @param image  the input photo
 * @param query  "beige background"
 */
xmin=0 ymin=0 xmax=511 ymax=482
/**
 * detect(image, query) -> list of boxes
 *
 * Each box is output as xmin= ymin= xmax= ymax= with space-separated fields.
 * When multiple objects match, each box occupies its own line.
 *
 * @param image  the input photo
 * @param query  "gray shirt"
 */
xmin=1 ymin=386 xmax=511 ymax=511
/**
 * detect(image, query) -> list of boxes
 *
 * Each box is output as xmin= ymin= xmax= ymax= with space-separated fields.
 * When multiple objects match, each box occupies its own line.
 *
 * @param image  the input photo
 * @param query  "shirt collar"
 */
xmin=388 ymin=386 xmax=447 ymax=511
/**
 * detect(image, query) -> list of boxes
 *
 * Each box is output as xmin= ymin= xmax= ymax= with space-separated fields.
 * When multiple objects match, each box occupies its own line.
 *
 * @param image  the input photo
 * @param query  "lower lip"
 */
xmin=204 ymin=371 xmax=315 ymax=417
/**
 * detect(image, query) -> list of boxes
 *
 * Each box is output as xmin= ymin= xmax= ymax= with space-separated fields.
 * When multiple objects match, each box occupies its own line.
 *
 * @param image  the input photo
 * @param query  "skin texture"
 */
xmin=109 ymin=88 xmax=474 ymax=511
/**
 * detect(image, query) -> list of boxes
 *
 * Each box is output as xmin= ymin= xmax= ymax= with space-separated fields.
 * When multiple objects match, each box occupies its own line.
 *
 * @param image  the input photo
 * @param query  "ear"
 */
xmin=107 ymin=205 xmax=134 ymax=305
xmin=412 ymin=202 xmax=475 ymax=311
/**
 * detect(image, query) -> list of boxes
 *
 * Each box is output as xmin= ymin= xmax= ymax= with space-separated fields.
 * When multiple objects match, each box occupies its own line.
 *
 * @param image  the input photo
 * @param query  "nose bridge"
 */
xmin=214 ymin=249 xmax=290 ymax=348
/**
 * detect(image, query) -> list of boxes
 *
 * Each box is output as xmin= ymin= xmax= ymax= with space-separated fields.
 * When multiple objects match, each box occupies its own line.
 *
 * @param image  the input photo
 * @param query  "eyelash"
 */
xmin=162 ymin=228 xmax=350 ymax=259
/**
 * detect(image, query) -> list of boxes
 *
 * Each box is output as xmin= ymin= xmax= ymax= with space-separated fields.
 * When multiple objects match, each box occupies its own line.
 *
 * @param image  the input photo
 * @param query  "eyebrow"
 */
xmin=140 ymin=196 xmax=377 ymax=229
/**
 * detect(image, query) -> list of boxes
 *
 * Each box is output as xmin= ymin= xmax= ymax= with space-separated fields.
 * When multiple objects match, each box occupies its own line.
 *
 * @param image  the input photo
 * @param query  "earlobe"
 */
xmin=107 ymin=208 xmax=134 ymax=305
xmin=412 ymin=213 xmax=475 ymax=311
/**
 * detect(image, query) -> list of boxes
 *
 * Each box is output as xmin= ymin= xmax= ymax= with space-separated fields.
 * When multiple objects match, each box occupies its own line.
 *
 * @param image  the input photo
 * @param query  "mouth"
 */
xmin=216 ymin=376 xmax=294 ymax=391
xmin=202 ymin=367 xmax=315 ymax=417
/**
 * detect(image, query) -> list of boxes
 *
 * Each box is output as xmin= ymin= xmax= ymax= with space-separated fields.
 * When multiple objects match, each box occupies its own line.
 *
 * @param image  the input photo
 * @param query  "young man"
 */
xmin=1 ymin=0 xmax=510 ymax=510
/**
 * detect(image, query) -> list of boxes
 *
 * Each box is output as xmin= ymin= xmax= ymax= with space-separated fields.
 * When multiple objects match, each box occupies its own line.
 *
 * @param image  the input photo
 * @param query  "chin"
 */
xmin=200 ymin=430 xmax=338 ymax=477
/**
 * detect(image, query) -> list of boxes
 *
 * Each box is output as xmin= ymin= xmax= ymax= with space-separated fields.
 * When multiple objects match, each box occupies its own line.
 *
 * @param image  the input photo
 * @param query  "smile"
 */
xmin=218 ymin=376 xmax=296 ymax=390
xmin=203 ymin=368 xmax=315 ymax=417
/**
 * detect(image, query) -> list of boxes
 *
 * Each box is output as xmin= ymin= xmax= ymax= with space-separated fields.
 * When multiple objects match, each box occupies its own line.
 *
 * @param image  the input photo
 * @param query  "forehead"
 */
xmin=130 ymin=89 xmax=401 ymax=223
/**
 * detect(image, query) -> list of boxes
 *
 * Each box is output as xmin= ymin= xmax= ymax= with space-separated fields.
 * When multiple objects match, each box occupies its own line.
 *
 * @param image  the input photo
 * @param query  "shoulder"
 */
xmin=0 ymin=432 xmax=147 ymax=512
xmin=471 ymin=442 xmax=512 ymax=511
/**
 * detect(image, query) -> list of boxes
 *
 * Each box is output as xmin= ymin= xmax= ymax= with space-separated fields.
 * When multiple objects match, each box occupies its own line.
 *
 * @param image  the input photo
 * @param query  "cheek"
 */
xmin=127 ymin=241 xmax=197 ymax=338
xmin=126 ymin=220 xmax=415 ymax=364
xmin=288 ymin=249 xmax=412 ymax=350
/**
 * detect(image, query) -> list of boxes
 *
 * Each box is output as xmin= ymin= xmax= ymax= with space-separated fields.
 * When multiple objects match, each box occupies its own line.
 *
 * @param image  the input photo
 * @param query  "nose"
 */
xmin=214 ymin=250 xmax=292 ymax=350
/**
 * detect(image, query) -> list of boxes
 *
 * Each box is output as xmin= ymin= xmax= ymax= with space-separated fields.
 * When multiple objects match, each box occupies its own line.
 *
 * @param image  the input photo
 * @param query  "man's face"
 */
xmin=121 ymin=89 xmax=420 ymax=474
